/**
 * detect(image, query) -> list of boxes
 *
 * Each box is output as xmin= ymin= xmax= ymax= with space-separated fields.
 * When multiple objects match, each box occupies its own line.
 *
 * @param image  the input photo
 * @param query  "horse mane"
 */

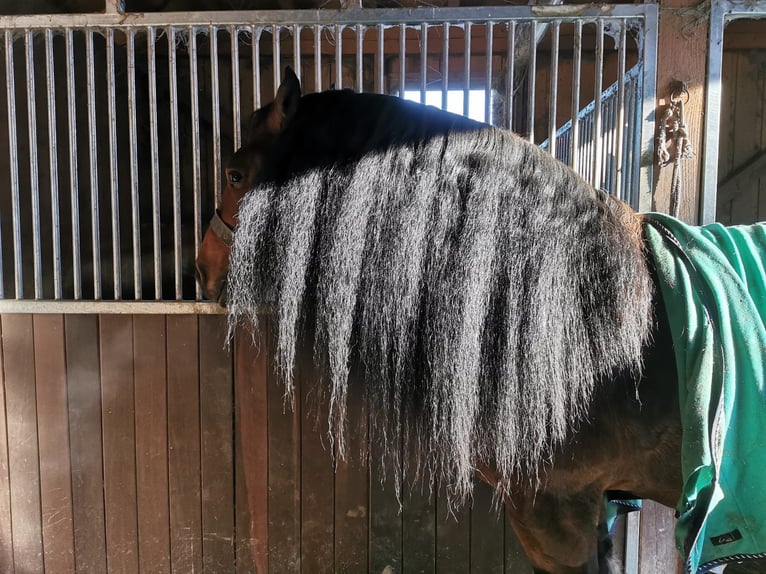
xmin=226 ymin=90 xmax=654 ymax=502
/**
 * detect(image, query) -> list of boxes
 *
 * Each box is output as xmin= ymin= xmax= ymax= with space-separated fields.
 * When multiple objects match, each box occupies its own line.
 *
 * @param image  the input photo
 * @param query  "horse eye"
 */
xmin=228 ymin=170 xmax=243 ymax=184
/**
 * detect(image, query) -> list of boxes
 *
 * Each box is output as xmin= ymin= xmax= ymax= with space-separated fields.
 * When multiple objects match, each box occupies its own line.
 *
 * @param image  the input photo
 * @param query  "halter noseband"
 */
xmin=210 ymin=209 xmax=235 ymax=247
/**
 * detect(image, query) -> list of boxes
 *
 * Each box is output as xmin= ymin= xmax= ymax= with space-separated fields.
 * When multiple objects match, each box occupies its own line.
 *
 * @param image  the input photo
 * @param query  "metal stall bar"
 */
xmin=127 ymin=29 xmax=141 ymax=300
xmin=614 ymin=20 xmax=627 ymax=201
xmin=210 ymin=24 xmax=222 ymax=208
xmin=399 ymin=23 xmax=406 ymax=96
xmin=25 ymin=31 xmax=43 ymax=299
xmin=377 ymin=23 xmax=384 ymax=94
xmin=148 ymin=26 xmax=162 ymax=300
xmin=190 ymin=26 xmax=202 ymax=300
xmin=169 ymin=27 xmax=183 ymax=299
xmin=505 ymin=21 xmax=515 ymax=131
xmin=85 ymin=30 xmax=101 ymax=299
xmin=356 ymin=24 xmax=363 ymax=93
xmin=442 ymin=22 xmax=449 ymax=110
xmin=591 ymin=20 xmax=604 ymax=189
xmin=702 ymin=0 xmax=766 ymax=224
xmin=314 ymin=24 xmax=321 ymax=93
xmin=569 ymin=20 xmax=582 ymax=172
xmin=637 ymin=3 xmax=659 ymax=213
xmin=527 ymin=22 xmax=537 ymax=143
xmin=463 ymin=21 xmax=471 ymax=117
xmin=293 ymin=24 xmax=302 ymax=86
xmin=272 ymin=25 xmax=281 ymax=96
xmin=44 ymin=29 xmax=62 ymax=299
xmin=231 ymin=25 xmax=241 ymax=150
xmin=65 ymin=29 xmax=81 ymax=299
xmin=420 ymin=22 xmax=427 ymax=104
xmin=253 ymin=25 xmax=262 ymax=108
xmin=548 ymin=21 xmax=560 ymax=158
xmin=5 ymin=31 xmax=22 ymax=299
xmin=485 ymin=21 xmax=493 ymax=124
xmin=106 ymin=29 xmax=121 ymax=299
xmin=335 ymin=23 xmax=342 ymax=90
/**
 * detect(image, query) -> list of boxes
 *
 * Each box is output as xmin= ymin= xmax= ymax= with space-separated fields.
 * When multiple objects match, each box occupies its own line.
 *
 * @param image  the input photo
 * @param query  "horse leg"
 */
xmin=504 ymin=487 xmax=614 ymax=574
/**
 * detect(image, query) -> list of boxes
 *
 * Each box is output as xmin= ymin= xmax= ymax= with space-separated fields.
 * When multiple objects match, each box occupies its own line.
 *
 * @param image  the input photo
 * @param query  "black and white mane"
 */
xmin=226 ymin=89 xmax=653 ymax=501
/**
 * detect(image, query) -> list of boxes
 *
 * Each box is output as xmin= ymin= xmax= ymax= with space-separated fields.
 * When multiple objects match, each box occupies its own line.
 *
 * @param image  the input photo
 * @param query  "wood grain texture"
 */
xmin=33 ymin=315 xmax=75 ymax=574
xmin=2 ymin=314 xmax=44 ymax=572
xmin=638 ymin=500 xmax=683 ymax=574
xmin=234 ymin=324 xmax=270 ymax=574
xmin=65 ymin=315 xmax=107 ymax=573
xmin=166 ymin=315 xmax=202 ymax=574
xmin=199 ymin=314 xmax=235 ymax=572
xmin=0 ymin=317 xmax=13 ymax=573
xmin=470 ymin=482 xmax=504 ymax=574
xmin=435 ymin=490 xmax=469 ymax=574
xmin=133 ymin=315 xmax=170 ymax=574
xmin=99 ymin=314 xmax=139 ymax=574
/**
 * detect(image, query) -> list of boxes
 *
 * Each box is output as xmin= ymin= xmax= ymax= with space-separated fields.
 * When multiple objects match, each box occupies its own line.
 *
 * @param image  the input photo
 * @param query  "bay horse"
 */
xmin=195 ymin=69 xmax=764 ymax=573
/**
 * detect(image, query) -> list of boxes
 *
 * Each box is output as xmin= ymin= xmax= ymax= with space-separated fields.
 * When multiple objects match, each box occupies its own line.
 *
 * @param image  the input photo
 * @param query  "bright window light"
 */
xmin=403 ymin=89 xmax=489 ymax=123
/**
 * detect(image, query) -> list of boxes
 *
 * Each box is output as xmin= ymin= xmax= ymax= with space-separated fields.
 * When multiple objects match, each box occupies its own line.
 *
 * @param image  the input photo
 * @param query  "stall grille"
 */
xmin=0 ymin=5 xmax=658 ymax=307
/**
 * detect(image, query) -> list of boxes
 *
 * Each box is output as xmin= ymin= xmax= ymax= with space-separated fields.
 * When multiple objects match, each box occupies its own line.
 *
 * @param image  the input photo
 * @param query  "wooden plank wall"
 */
xmin=0 ymin=313 xmax=546 ymax=573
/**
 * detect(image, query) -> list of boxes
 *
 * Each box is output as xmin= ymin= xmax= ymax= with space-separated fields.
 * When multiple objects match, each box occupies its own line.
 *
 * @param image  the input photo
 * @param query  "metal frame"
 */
xmin=0 ymin=4 xmax=659 ymax=311
xmin=702 ymin=0 xmax=766 ymax=224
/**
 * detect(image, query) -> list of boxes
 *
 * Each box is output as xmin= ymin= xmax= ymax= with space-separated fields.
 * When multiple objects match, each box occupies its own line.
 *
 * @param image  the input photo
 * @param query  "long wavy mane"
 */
xmin=226 ymin=90 xmax=653 ymax=501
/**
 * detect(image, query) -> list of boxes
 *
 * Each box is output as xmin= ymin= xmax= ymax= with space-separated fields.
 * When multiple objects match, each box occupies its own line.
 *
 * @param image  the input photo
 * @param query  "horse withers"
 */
xmin=195 ymin=69 xmax=763 ymax=573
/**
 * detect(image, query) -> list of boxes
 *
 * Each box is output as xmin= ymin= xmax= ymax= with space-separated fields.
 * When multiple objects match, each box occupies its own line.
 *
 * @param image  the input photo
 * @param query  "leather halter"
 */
xmin=210 ymin=209 xmax=235 ymax=247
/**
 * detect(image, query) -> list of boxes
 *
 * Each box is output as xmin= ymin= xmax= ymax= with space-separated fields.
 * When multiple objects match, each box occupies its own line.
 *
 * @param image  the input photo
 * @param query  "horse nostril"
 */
xmin=195 ymin=265 xmax=206 ymax=289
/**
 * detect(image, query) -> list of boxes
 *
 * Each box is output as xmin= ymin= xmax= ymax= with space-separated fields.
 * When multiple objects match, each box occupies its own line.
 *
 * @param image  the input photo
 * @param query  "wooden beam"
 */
xmin=717 ymin=150 xmax=766 ymax=203
xmin=652 ymin=0 xmax=710 ymax=224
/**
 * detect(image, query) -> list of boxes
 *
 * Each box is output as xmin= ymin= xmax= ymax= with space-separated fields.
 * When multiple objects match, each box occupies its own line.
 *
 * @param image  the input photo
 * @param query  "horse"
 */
xmin=195 ymin=68 xmax=765 ymax=574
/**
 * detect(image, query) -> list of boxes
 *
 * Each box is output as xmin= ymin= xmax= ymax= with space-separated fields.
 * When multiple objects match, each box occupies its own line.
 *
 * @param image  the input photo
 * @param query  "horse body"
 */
xmin=196 ymin=69 xmax=687 ymax=573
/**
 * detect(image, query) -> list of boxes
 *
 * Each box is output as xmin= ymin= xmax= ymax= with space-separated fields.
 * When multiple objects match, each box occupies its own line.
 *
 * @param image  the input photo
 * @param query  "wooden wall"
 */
xmin=0 ymin=312 xmax=545 ymax=573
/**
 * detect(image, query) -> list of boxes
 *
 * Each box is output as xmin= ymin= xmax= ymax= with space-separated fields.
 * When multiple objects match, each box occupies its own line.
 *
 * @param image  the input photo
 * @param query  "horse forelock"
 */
xmin=226 ymin=91 xmax=653 ymax=503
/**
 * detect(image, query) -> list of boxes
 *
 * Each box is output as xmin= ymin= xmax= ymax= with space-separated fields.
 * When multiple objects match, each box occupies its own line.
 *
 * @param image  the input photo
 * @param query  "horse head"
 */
xmin=195 ymin=67 xmax=302 ymax=305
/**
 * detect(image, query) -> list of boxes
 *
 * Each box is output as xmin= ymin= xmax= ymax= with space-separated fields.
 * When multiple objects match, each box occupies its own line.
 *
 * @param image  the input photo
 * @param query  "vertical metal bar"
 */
xmin=548 ymin=22 xmax=560 ymax=157
xmin=592 ymin=20 xmax=604 ymax=189
xmin=314 ymin=24 xmax=321 ymax=93
xmin=506 ymin=21 xmax=515 ymax=131
xmin=106 ymin=28 xmax=121 ymax=299
xmin=25 ymin=31 xmax=43 ymax=299
xmin=293 ymin=24 xmax=302 ymax=86
xmin=272 ymin=25 xmax=281 ymax=96
xmin=570 ymin=20 xmax=582 ymax=172
xmin=335 ymin=24 xmax=342 ymax=90
xmin=169 ymin=27 xmax=182 ymax=300
xmin=147 ymin=26 xmax=162 ymax=300
xmin=527 ymin=22 xmax=537 ymax=143
xmin=442 ymin=22 xmax=449 ymax=110
xmin=210 ymin=25 xmax=222 ymax=209
xmin=252 ymin=25 xmax=262 ymax=109
xmin=463 ymin=21 xmax=471 ymax=117
xmin=127 ymin=29 xmax=141 ymax=300
xmin=638 ymin=4 xmax=658 ymax=213
xmin=356 ymin=24 xmax=363 ymax=93
xmin=615 ymin=20 xmax=627 ymax=200
xmin=65 ymin=29 xmax=80 ymax=299
xmin=399 ymin=23 xmax=406 ymax=96
xmin=190 ymin=26 xmax=202 ymax=300
xmin=485 ymin=22 xmax=494 ymax=124
xmin=230 ymin=25 xmax=241 ymax=150
xmin=86 ymin=30 xmax=101 ymax=299
xmin=377 ymin=24 xmax=384 ymax=94
xmin=420 ymin=22 xmax=427 ymax=104
xmin=5 ymin=31 xmax=23 ymax=299
xmin=45 ymin=29 xmax=62 ymax=299
xmin=701 ymin=2 xmax=726 ymax=223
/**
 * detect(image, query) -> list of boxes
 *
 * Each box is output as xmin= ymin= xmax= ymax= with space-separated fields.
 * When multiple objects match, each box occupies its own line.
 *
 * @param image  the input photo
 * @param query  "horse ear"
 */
xmin=267 ymin=67 xmax=301 ymax=133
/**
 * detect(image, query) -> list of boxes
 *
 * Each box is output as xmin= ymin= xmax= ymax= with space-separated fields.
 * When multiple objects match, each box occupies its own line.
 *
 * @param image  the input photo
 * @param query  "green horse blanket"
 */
xmin=644 ymin=213 xmax=766 ymax=573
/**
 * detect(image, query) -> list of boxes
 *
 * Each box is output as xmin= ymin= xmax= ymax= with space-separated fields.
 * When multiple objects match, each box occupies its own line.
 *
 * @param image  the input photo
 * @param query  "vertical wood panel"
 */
xmin=33 ymin=314 xmax=75 ymax=574
xmin=298 ymin=348 xmax=334 ymax=574
xmin=133 ymin=315 xmax=170 ymax=574
xmin=234 ymin=323 xmax=269 ymax=574
xmin=2 ymin=314 xmax=44 ymax=572
xmin=100 ymin=314 xmax=138 ymax=574
xmin=0 ymin=317 xmax=13 ymax=572
xmin=638 ymin=500 xmax=683 ymax=574
xmin=65 ymin=315 xmax=107 ymax=573
xmin=470 ymin=483 xmax=504 ymax=574
xmin=199 ymin=314 xmax=235 ymax=572
xmin=402 ymin=472 xmax=436 ymax=573
xmin=167 ymin=315 xmax=202 ymax=574
xmin=504 ymin=514 xmax=534 ymax=574
xmin=267 ymin=329 xmax=301 ymax=573
xmin=369 ymin=454 xmax=402 ymax=574
xmin=334 ymin=379 xmax=369 ymax=572
xmin=435 ymin=492 xmax=469 ymax=573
